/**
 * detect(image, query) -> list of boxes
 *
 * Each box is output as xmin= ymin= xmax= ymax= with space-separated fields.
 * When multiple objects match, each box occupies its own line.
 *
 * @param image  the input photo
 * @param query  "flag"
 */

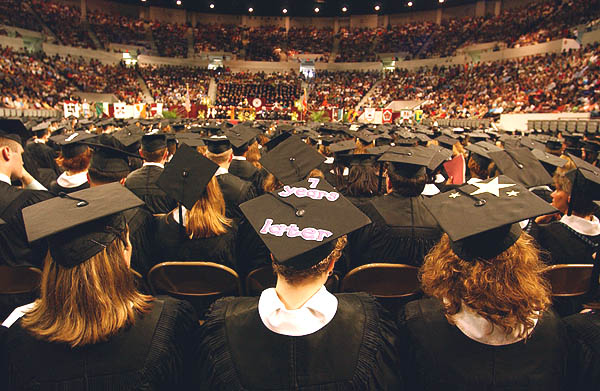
xmin=302 ymin=88 xmax=308 ymax=114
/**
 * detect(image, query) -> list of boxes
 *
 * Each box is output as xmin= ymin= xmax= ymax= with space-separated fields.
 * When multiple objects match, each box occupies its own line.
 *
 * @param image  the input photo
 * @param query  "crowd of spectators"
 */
xmin=87 ymin=9 xmax=149 ymax=50
xmin=286 ymin=27 xmax=333 ymax=57
xmin=139 ymin=65 xmax=214 ymax=106
xmin=335 ymin=27 xmax=380 ymax=62
xmin=32 ymin=0 xmax=95 ymax=49
xmin=151 ymin=22 xmax=189 ymax=58
xmin=215 ymin=71 xmax=300 ymax=108
xmin=375 ymin=22 xmax=433 ymax=58
xmin=305 ymin=70 xmax=380 ymax=111
xmin=0 ymin=46 xmax=78 ymax=109
xmin=0 ymin=0 xmax=41 ymax=32
xmin=367 ymin=43 xmax=600 ymax=118
xmin=193 ymin=24 xmax=244 ymax=55
xmin=242 ymin=26 xmax=286 ymax=61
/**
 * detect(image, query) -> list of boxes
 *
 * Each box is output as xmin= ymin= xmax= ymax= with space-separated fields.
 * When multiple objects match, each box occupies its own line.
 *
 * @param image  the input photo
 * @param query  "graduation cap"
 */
xmin=465 ymin=141 xmax=502 ymax=161
xmin=565 ymin=153 xmax=600 ymax=208
xmin=378 ymin=146 xmax=437 ymax=178
xmin=204 ymin=136 xmax=232 ymax=154
xmin=32 ymin=122 xmax=51 ymax=137
xmin=260 ymin=135 xmax=326 ymax=184
xmin=87 ymin=134 xmax=138 ymax=174
xmin=176 ymin=133 xmax=205 ymax=148
xmin=531 ymin=149 xmax=567 ymax=174
xmin=423 ymin=175 xmax=557 ymax=261
xmin=240 ymin=177 xmax=371 ymax=269
xmin=487 ymin=147 xmax=552 ymax=187
xmin=583 ymin=140 xmax=600 ymax=153
xmin=355 ymin=130 xmax=377 ymax=144
xmin=113 ymin=125 xmax=144 ymax=148
xmin=467 ymin=132 xmax=490 ymax=143
xmin=329 ymin=140 xmax=357 ymax=154
xmin=336 ymin=153 xmax=380 ymax=167
xmin=22 ymin=183 xmax=144 ymax=268
xmin=141 ymin=133 xmax=167 ymax=152
xmin=545 ymin=137 xmax=562 ymax=153
xmin=50 ymin=132 xmax=97 ymax=159
xmin=225 ymin=125 xmax=257 ymax=149
xmin=520 ymin=137 xmax=545 ymax=151
xmin=435 ymin=135 xmax=459 ymax=149
xmin=264 ymin=132 xmax=292 ymax=152
xmin=157 ymin=143 xmax=219 ymax=210
xmin=0 ymin=119 xmax=33 ymax=146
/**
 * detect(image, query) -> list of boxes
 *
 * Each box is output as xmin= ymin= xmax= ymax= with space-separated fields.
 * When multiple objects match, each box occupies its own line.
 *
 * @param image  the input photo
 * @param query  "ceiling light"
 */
xmin=209 ymin=3 xmax=215 ymax=8
xmin=282 ymin=8 xmax=288 ymax=13
xmin=408 ymin=1 xmax=413 ymax=6
xmin=342 ymin=6 xmax=347 ymax=12
xmin=374 ymin=4 xmax=380 ymax=11
xmin=248 ymin=7 xmax=253 ymax=12
xmin=314 ymin=7 xmax=320 ymax=13
xmin=176 ymin=0 xmax=181 ymax=5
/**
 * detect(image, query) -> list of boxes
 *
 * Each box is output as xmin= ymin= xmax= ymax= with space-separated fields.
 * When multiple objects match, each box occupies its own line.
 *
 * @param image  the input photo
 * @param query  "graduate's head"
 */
xmin=20 ymin=184 xmax=153 ymax=347
xmin=0 ymin=135 xmax=24 ymax=179
xmin=140 ymin=134 xmax=168 ymax=164
xmin=87 ymin=135 xmax=133 ymax=186
xmin=552 ymin=154 xmax=600 ymax=217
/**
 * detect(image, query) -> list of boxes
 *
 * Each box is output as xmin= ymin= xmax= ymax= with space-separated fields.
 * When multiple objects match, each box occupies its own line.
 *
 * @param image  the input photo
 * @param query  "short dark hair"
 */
xmin=386 ymin=163 xmax=427 ymax=197
xmin=88 ymin=167 xmax=128 ymax=185
xmin=141 ymin=147 xmax=166 ymax=163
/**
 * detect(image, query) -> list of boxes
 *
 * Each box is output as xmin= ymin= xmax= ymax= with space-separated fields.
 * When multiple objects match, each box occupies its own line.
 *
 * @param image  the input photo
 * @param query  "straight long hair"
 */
xmin=186 ymin=176 xmax=232 ymax=238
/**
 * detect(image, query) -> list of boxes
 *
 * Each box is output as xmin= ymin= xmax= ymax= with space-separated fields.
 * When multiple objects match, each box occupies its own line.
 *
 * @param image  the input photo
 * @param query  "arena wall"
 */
xmin=499 ymin=113 xmax=591 ymax=132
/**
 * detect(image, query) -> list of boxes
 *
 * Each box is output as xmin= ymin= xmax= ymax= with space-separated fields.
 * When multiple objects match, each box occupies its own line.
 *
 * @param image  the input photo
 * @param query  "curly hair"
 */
xmin=273 ymin=236 xmax=347 ymax=285
xmin=420 ymin=233 xmax=551 ymax=339
xmin=55 ymin=148 xmax=92 ymax=173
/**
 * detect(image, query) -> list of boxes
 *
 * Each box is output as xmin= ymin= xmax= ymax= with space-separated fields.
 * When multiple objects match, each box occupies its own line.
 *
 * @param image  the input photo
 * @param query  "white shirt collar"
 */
xmin=448 ymin=300 xmax=538 ymax=346
xmin=172 ymin=206 xmax=188 ymax=225
xmin=324 ymin=157 xmax=334 ymax=164
xmin=215 ymin=166 xmax=228 ymax=176
xmin=143 ymin=162 xmax=164 ymax=169
xmin=0 ymin=173 xmax=11 ymax=185
xmin=56 ymin=171 xmax=88 ymax=188
xmin=258 ymin=286 xmax=338 ymax=336
xmin=232 ymin=156 xmax=246 ymax=161
xmin=421 ymin=183 xmax=440 ymax=196
xmin=560 ymin=214 xmax=600 ymax=236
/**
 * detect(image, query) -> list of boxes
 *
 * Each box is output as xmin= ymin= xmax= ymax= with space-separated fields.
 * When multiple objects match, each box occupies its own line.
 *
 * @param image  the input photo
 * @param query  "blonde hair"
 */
xmin=21 ymin=233 xmax=153 ymax=347
xmin=205 ymin=149 xmax=232 ymax=165
xmin=185 ymin=176 xmax=232 ymax=239
xmin=421 ymin=233 xmax=551 ymax=339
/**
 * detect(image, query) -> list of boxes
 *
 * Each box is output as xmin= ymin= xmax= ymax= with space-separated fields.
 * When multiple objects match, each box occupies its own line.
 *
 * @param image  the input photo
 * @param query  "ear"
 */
xmin=119 ymin=177 xmax=127 ymax=186
xmin=228 ymin=151 xmax=233 ymax=163
xmin=139 ymin=148 xmax=144 ymax=158
xmin=1 ymin=146 xmax=10 ymax=162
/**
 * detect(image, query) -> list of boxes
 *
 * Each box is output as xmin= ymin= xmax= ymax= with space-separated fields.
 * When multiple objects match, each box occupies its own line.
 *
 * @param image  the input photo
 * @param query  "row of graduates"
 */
xmin=1 ymin=118 xmax=600 ymax=389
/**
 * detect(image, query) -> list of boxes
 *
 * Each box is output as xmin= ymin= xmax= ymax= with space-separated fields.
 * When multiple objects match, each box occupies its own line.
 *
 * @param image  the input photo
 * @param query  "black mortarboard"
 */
xmin=32 ymin=122 xmax=51 ymax=137
xmin=355 ymin=130 xmax=377 ymax=144
xmin=22 ymin=183 xmax=144 ymax=268
xmin=465 ymin=141 xmax=502 ymax=160
xmin=51 ymin=132 xmax=97 ymax=159
xmin=225 ymin=125 xmax=257 ymax=149
xmin=113 ymin=125 xmax=144 ymax=148
xmin=520 ymin=137 xmax=545 ymax=151
xmin=467 ymin=132 xmax=490 ymax=143
xmin=546 ymin=138 xmax=562 ymax=151
xmin=265 ymin=132 xmax=292 ymax=151
xmin=563 ymin=133 xmax=584 ymax=145
xmin=487 ymin=148 xmax=552 ymax=187
xmin=584 ymin=140 xmax=600 ymax=153
xmin=531 ymin=149 xmax=568 ymax=169
xmin=329 ymin=140 xmax=357 ymax=154
xmin=565 ymin=153 xmax=600 ymax=201
xmin=176 ymin=133 xmax=205 ymax=148
xmin=423 ymin=176 xmax=557 ymax=261
xmin=204 ymin=136 xmax=232 ymax=154
xmin=336 ymin=153 xmax=380 ymax=167
xmin=435 ymin=135 xmax=459 ymax=149
xmin=260 ymin=135 xmax=326 ymax=184
xmin=240 ymin=177 xmax=370 ymax=269
xmin=0 ymin=119 xmax=33 ymax=146
xmin=141 ymin=133 xmax=167 ymax=152
xmin=157 ymin=143 xmax=219 ymax=210
xmin=378 ymin=146 xmax=436 ymax=177
xmin=87 ymin=134 xmax=138 ymax=174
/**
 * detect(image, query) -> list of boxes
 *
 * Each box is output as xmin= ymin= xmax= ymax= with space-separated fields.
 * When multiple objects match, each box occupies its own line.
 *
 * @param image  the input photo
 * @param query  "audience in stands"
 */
xmin=139 ymin=65 xmax=213 ymax=106
xmin=215 ymin=71 xmax=300 ymax=108
xmin=306 ymin=70 xmax=379 ymax=111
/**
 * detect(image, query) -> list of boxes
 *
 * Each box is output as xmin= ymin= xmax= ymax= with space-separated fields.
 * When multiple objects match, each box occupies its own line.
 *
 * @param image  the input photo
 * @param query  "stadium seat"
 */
xmin=245 ymin=264 xmax=340 ymax=296
xmin=542 ymin=264 xmax=594 ymax=297
xmin=566 ymin=121 xmax=577 ymax=133
xmin=540 ymin=121 xmax=549 ymax=132
xmin=576 ymin=121 xmax=587 ymax=133
xmin=341 ymin=263 xmax=420 ymax=298
xmin=533 ymin=120 xmax=542 ymax=131
xmin=0 ymin=266 xmax=42 ymax=295
xmin=548 ymin=120 xmax=558 ymax=133
xmin=557 ymin=121 xmax=567 ymax=132
xmin=587 ymin=121 xmax=598 ymax=134
xmin=148 ymin=261 xmax=242 ymax=315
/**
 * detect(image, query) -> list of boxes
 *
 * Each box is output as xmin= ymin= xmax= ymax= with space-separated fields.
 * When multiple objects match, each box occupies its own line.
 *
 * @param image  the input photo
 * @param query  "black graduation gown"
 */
xmin=153 ymin=213 xmax=237 ymax=270
xmin=196 ymin=293 xmax=402 ymax=390
xmin=347 ymin=193 xmax=442 ymax=270
xmin=563 ymin=312 xmax=600 ymax=390
xmin=24 ymin=141 xmax=61 ymax=189
xmin=398 ymin=298 xmax=572 ymax=391
xmin=125 ymin=165 xmax=178 ymax=215
xmin=228 ymin=159 xmax=262 ymax=193
xmin=0 ymin=182 xmax=53 ymax=268
xmin=531 ymin=221 xmax=600 ymax=265
xmin=123 ymin=206 xmax=155 ymax=276
xmin=216 ymin=173 xmax=256 ymax=222
xmin=48 ymin=179 xmax=90 ymax=195
xmin=0 ymin=297 xmax=198 ymax=390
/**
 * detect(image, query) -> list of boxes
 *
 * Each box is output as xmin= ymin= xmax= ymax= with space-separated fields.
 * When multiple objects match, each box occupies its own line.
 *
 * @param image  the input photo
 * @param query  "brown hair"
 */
xmin=554 ymin=167 xmax=596 ymax=216
xmin=205 ymin=149 xmax=232 ymax=166
xmin=245 ymin=141 xmax=262 ymax=170
xmin=0 ymin=137 xmax=21 ymax=151
xmin=262 ymin=172 xmax=281 ymax=193
xmin=386 ymin=163 xmax=427 ymax=197
xmin=141 ymin=147 xmax=167 ymax=163
xmin=343 ymin=165 xmax=380 ymax=197
xmin=467 ymin=155 xmax=490 ymax=180
xmin=273 ymin=236 xmax=347 ymax=285
xmin=185 ymin=176 xmax=232 ymax=238
xmin=55 ymin=148 xmax=92 ymax=173
xmin=21 ymin=231 xmax=154 ymax=347
xmin=421 ymin=233 xmax=551 ymax=339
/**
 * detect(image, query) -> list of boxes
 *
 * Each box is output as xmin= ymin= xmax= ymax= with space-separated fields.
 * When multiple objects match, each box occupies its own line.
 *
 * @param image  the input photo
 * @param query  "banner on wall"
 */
xmin=63 ymin=101 xmax=80 ymax=118
xmin=382 ymin=109 xmax=393 ymax=123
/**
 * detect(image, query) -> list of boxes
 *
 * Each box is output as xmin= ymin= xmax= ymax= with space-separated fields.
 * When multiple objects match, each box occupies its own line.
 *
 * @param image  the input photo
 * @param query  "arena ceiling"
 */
xmin=111 ymin=0 xmax=479 ymax=17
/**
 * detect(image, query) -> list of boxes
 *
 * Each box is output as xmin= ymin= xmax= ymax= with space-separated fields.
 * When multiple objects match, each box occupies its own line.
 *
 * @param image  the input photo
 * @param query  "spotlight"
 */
xmin=374 ymin=5 xmax=380 ymax=11
xmin=314 ymin=7 xmax=319 ymax=13
xmin=141 ymin=0 xmax=147 ymax=2
xmin=408 ymin=1 xmax=413 ymax=6
xmin=282 ymin=8 xmax=288 ymax=13
xmin=176 ymin=0 xmax=181 ymax=5
xmin=439 ymin=0 xmax=444 ymax=3
xmin=209 ymin=3 xmax=215 ymax=8
xmin=248 ymin=7 xmax=253 ymax=12
xmin=342 ymin=6 xmax=348 ymax=12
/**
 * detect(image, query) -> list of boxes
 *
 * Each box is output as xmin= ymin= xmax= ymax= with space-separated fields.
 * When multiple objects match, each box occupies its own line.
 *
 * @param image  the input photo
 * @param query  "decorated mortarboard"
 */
xmin=176 ymin=133 xmax=205 ymax=148
xmin=86 ymin=134 xmax=139 ymax=174
xmin=113 ymin=125 xmax=144 ymax=148
xmin=329 ymin=140 xmax=357 ymax=154
xmin=423 ymin=175 xmax=557 ymax=261
xmin=240 ymin=177 xmax=371 ymax=269
xmin=50 ymin=132 xmax=97 ymax=159
xmin=225 ymin=125 xmax=257 ymax=149
xmin=157 ymin=144 xmax=219 ymax=210
xmin=0 ymin=119 xmax=33 ymax=146
xmin=260 ymin=135 xmax=326 ymax=185
xmin=565 ymin=153 xmax=600 ymax=201
xmin=22 ymin=183 xmax=144 ymax=268
xmin=204 ymin=135 xmax=232 ymax=154
xmin=141 ymin=132 xmax=167 ymax=152
xmin=487 ymin=147 xmax=552 ymax=187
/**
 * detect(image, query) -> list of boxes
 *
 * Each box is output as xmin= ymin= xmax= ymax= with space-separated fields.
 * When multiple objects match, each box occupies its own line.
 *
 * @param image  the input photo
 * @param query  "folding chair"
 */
xmin=245 ymin=264 xmax=341 ymax=296
xmin=341 ymin=263 xmax=420 ymax=298
xmin=543 ymin=264 xmax=594 ymax=297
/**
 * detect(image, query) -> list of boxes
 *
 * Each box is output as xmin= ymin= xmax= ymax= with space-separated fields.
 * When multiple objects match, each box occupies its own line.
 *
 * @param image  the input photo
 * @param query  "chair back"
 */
xmin=543 ymin=264 xmax=594 ymax=297
xmin=245 ymin=265 xmax=341 ymax=296
xmin=341 ymin=263 xmax=420 ymax=298
xmin=0 ymin=266 xmax=42 ymax=294
xmin=148 ymin=262 xmax=242 ymax=297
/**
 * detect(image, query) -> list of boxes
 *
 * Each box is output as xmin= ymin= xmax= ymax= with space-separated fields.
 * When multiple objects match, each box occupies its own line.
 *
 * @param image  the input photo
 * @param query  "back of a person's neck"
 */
xmin=275 ymin=279 xmax=324 ymax=310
